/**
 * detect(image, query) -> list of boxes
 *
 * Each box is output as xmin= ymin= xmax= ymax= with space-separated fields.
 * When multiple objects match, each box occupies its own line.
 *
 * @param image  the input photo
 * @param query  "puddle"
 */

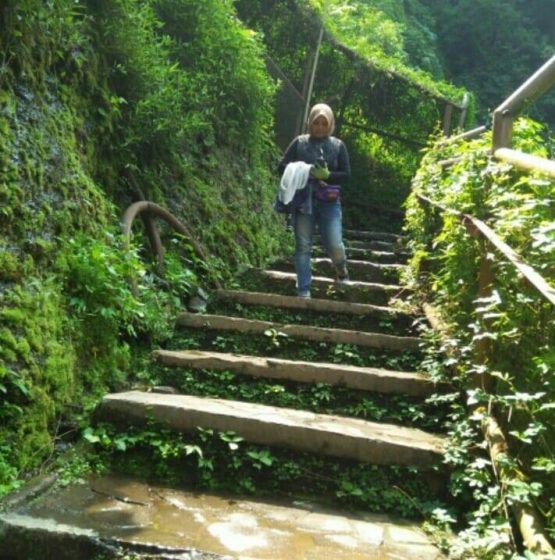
xmin=2 ymin=474 xmax=443 ymax=559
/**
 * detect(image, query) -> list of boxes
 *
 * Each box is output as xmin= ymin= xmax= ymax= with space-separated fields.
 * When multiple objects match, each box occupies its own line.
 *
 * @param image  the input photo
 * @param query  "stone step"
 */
xmin=244 ymin=269 xmax=411 ymax=306
xmin=97 ymin=391 xmax=446 ymax=466
xmin=344 ymin=239 xmax=409 ymax=254
xmin=175 ymin=312 xmax=422 ymax=352
xmin=314 ymin=245 xmax=406 ymax=263
xmin=0 ymin=474 xmax=445 ymax=559
xmin=271 ymin=258 xmax=406 ymax=284
xmin=214 ymin=289 xmax=416 ymax=318
xmin=343 ymin=229 xmax=405 ymax=243
xmin=154 ymin=349 xmax=435 ymax=397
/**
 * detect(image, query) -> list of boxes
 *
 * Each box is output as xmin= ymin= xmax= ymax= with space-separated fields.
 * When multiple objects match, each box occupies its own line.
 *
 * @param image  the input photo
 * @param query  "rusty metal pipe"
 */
xmin=122 ymin=201 xmax=222 ymax=291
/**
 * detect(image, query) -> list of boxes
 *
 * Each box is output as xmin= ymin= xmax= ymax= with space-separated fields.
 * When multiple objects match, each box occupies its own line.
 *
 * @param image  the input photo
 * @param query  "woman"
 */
xmin=278 ymin=103 xmax=350 ymax=298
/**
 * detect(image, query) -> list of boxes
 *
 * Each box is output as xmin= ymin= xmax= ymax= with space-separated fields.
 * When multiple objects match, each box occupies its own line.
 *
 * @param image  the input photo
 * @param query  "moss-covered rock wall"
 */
xmin=0 ymin=0 xmax=287 ymax=494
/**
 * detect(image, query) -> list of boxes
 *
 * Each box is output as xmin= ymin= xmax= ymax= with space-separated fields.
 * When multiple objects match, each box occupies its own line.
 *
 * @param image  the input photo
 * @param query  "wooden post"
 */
xmin=492 ymin=108 xmax=514 ymax=151
xmin=474 ymin=239 xmax=494 ymax=392
xmin=483 ymin=414 xmax=554 ymax=555
xmin=301 ymin=23 xmax=325 ymax=132
xmin=458 ymin=93 xmax=469 ymax=130
xmin=442 ymin=102 xmax=454 ymax=137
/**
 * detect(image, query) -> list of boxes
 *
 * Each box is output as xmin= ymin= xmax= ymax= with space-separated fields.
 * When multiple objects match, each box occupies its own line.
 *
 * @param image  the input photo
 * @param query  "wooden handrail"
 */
xmin=415 ymin=58 xmax=555 ymax=557
xmin=494 ymin=148 xmax=555 ymax=180
xmin=441 ymin=126 xmax=487 ymax=145
xmin=449 ymin=57 xmax=555 ymax=178
xmin=417 ymin=194 xmax=555 ymax=306
xmin=417 ymin=192 xmax=554 ymax=555
xmin=492 ymin=55 xmax=555 ymax=151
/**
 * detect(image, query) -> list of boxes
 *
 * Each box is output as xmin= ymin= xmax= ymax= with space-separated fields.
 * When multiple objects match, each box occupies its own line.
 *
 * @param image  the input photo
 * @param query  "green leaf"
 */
xmin=83 ymin=428 xmax=100 ymax=444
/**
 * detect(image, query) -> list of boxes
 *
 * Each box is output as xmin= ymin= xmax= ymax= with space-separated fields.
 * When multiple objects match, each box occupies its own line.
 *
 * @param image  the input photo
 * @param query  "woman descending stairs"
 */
xmin=0 ymin=229 xmax=448 ymax=560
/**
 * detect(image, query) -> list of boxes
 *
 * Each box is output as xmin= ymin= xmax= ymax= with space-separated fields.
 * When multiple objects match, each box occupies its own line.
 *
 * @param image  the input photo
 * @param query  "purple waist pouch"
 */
xmin=314 ymin=183 xmax=341 ymax=202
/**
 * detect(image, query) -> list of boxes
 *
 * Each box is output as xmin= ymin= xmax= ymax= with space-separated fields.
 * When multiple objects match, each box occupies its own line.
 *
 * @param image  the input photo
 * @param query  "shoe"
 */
xmin=335 ymin=265 xmax=350 ymax=286
xmin=298 ymin=291 xmax=311 ymax=299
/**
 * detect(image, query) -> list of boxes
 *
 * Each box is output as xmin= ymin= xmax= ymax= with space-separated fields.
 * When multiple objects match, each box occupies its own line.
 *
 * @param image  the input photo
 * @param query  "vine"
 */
xmin=405 ymin=118 xmax=555 ymax=556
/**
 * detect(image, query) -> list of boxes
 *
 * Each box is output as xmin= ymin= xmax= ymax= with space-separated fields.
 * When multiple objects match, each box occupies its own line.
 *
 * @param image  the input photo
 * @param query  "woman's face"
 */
xmin=310 ymin=115 xmax=329 ymax=139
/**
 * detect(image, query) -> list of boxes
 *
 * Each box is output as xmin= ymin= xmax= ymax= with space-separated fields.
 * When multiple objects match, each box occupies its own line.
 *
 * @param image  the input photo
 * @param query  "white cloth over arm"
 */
xmin=278 ymin=161 xmax=312 ymax=205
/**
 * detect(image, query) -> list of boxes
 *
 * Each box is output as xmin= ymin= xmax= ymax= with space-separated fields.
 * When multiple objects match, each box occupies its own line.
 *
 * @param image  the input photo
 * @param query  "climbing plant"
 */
xmin=0 ymin=0 xmax=286 ymax=495
xmin=405 ymin=118 xmax=555 ymax=556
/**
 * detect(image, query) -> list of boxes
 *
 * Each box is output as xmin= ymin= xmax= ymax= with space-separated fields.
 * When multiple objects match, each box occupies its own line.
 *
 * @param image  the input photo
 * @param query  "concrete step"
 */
xmin=214 ymin=289 xmax=416 ymax=318
xmin=243 ymin=269 xmax=411 ymax=306
xmin=314 ymin=245 xmax=406 ymax=263
xmin=212 ymin=289 xmax=420 ymax=334
xmin=175 ymin=312 xmax=422 ymax=352
xmin=154 ymin=349 xmax=435 ymax=397
xmin=343 ymin=229 xmax=405 ymax=243
xmin=344 ymin=239 xmax=409 ymax=254
xmin=97 ymin=391 xmax=446 ymax=466
xmin=270 ymin=258 xmax=406 ymax=284
xmin=0 ymin=473 xmax=445 ymax=559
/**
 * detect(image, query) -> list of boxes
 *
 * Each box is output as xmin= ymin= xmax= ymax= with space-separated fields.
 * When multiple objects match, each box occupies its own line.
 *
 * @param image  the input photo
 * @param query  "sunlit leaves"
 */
xmin=405 ymin=114 xmax=555 ymax=553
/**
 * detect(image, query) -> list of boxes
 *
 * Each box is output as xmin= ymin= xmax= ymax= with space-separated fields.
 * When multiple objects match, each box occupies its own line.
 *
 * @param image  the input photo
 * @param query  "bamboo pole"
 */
xmin=442 ymin=103 xmax=454 ymax=137
xmin=422 ymin=299 xmax=554 ymax=555
xmin=482 ymin=414 xmax=554 ymax=556
xmin=494 ymin=148 xmax=555 ymax=180
xmin=301 ymin=23 xmax=324 ymax=132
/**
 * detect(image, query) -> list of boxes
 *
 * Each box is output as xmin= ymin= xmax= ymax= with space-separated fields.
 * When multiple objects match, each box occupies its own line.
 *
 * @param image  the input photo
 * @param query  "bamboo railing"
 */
xmin=417 ymin=192 xmax=554 ymax=555
xmin=416 ymin=54 xmax=555 ymax=556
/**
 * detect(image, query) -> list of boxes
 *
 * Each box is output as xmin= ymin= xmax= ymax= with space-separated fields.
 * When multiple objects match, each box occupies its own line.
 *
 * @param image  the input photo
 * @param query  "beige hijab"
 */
xmin=307 ymin=103 xmax=335 ymax=136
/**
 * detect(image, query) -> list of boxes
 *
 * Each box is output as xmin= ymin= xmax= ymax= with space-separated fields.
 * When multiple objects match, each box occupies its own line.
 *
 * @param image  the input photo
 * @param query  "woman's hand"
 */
xmin=311 ymin=164 xmax=330 ymax=180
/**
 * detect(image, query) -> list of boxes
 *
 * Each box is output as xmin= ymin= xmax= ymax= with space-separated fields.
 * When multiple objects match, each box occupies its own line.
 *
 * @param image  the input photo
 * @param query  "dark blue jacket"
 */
xmin=277 ymin=134 xmax=350 ymax=214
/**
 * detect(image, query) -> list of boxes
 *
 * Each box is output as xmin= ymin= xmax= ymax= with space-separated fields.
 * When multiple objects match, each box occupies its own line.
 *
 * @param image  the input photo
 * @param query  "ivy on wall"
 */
xmin=0 ymin=0 xmax=288 ymax=494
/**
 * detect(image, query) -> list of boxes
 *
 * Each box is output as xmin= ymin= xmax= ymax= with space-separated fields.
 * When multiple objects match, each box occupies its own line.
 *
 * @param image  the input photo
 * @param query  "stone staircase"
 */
xmin=0 ymin=229 xmax=448 ymax=559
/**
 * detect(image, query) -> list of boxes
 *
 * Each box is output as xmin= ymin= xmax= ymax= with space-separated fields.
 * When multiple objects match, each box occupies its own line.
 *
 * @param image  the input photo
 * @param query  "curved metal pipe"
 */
xmin=122 ymin=201 xmax=222 ymax=291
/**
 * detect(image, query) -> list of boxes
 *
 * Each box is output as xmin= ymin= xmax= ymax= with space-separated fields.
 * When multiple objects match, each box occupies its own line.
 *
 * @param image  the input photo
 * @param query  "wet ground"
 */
xmin=0 ymin=473 xmax=445 ymax=559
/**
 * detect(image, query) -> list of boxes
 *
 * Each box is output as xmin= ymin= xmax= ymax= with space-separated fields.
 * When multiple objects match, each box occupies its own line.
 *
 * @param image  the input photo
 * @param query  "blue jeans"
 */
xmin=293 ymin=199 xmax=346 ymax=295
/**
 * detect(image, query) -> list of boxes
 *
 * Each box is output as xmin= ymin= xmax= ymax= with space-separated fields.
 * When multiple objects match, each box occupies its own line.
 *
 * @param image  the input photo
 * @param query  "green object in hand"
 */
xmin=312 ymin=163 xmax=330 ymax=180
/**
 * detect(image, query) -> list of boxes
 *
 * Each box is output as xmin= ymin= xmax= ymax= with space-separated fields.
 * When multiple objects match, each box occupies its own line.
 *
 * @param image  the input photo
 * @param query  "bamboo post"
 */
xmin=301 ymin=23 xmax=324 ymax=132
xmin=474 ymin=238 xmax=494 ymax=392
xmin=458 ymin=93 xmax=470 ymax=130
xmin=482 ymin=414 xmax=554 ymax=556
xmin=442 ymin=102 xmax=454 ymax=137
